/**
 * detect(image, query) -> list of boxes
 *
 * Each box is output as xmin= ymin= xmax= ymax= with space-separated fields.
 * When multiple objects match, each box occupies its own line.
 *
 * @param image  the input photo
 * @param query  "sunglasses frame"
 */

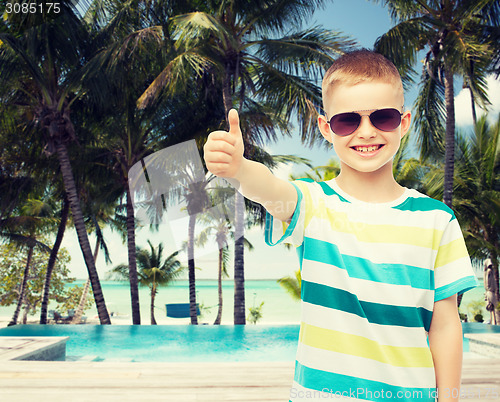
xmin=326 ymin=107 xmax=405 ymax=137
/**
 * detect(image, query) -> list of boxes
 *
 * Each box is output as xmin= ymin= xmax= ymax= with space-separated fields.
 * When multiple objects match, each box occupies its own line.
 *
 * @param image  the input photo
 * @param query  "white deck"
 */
xmin=0 ymin=360 xmax=499 ymax=402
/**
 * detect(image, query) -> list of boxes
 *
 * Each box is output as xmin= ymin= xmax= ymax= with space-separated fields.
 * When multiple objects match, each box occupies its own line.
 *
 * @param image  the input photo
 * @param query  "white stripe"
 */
xmin=301 ymin=302 xmax=428 ymax=348
xmin=290 ymin=381 xmax=363 ymax=401
xmin=296 ymin=344 xmax=436 ymax=389
xmin=304 ymin=223 xmax=438 ymax=269
xmin=439 ymin=218 xmax=464 ymax=243
xmin=436 ymin=255 xmax=473 ymax=276
xmin=301 ymin=259 xmax=435 ymax=311
xmin=304 ymin=183 xmax=452 ymax=229
xmin=320 ymin=205 xmax=450 ymax=230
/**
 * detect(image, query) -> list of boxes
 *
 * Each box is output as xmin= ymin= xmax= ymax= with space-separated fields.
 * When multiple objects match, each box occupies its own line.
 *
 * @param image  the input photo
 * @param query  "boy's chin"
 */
xmin=340 ymin=159 xmax=394 ymax=175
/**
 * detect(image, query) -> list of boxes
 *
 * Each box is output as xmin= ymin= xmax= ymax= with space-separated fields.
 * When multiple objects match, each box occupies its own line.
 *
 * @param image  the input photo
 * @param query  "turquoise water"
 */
xmin=0 ymin=279 xmax=301 ymax=324
xmin=0 ymin=323 xmax=497 ymax=362
xmin=0 ymin=324 xmax=299 ymax=362
xmin=0 ymin=278 xmax=488 ymax=324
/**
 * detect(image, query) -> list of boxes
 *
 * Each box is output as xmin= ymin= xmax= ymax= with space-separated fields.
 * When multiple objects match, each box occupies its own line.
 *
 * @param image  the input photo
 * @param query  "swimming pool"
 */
xmin=0 ymin=323 xmax=497 ymax=362
xmin=0 ymin=325 xmax=299 ymax=362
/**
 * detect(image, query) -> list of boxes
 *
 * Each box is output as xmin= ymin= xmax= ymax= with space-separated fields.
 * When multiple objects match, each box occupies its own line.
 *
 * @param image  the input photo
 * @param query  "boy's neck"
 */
xmin=335 ymin=163 xmax=404 ymax=203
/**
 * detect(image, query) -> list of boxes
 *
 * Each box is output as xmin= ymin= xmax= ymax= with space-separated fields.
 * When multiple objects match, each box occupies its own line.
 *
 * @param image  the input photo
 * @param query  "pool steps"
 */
xmin=0 ymin=337 xmax=68 ymax=361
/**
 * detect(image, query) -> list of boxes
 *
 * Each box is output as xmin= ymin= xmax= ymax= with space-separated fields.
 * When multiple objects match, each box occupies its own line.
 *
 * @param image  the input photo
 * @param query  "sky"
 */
xmin=61 ymin=0 xmax=500 ymax=281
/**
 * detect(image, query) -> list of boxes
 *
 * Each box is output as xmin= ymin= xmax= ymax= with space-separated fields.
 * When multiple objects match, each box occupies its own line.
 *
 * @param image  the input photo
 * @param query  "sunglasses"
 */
xmin=327 ymin=108 xmax=404 ymax=136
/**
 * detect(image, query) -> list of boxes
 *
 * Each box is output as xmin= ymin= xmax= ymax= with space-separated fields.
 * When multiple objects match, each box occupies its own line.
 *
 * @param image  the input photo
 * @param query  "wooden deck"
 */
xmin=0 ymin=359 xmax=499 ymax=401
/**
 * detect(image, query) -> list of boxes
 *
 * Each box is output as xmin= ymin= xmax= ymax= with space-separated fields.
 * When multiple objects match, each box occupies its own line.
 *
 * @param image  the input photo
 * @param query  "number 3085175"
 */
xmin=5 ymin=2 xmax=61 ymax=14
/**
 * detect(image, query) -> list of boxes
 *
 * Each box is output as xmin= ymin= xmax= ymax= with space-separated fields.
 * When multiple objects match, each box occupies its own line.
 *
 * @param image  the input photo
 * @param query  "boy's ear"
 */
xmin=318 ymin=114 xmax=333 ymax=144
xmin=400 ymin=110 xmax=411 ymax=138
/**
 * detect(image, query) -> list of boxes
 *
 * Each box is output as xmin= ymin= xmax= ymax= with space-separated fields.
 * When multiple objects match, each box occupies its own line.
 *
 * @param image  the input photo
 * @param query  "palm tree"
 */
xmin=373 ymin=0 xmax=499 ymax=207
xmin=144 ymin=1 xmax=356 ymax=324
xmin=392 ymin=129 xmax=432 ymax=192
xmin=425 ymin=115 xmax=500 ymax=316
xmin=195 ymin=184 xmax=254 ymax=324
xmin=39 ymin=195 xmax=70 ymax=324
xmin=0 ymin=0 xmax=111 ymax=324
xmin=71 ymin=207 xmax=122 ymax=324
xmin=196 ymin=201 xmax=231 ymax=325
xmin=82 ymin=0 xmax=224 ymax=325
xmin=108 ymin=241 xmax=185 ymax=325
xmin=1 ymin=198 xmax=54 ymax=326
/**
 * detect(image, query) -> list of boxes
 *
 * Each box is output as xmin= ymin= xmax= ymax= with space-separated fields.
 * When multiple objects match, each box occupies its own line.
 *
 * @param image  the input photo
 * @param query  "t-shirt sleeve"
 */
xmin=264 ymin=181 xmax=306 ymax=247
xmin=434 ymin=215 xmax=479 ymax=302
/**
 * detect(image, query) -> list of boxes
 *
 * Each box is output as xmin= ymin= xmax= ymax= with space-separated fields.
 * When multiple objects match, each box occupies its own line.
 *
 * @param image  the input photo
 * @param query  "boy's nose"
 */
xmin=355 ymin=115 xmax=377 ymax=138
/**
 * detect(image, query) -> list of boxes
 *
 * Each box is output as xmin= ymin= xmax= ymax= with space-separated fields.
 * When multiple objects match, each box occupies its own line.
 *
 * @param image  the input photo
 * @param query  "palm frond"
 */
xmin=374 ymin=16 xmax=430 ymax=88
xmin=254 ymin=27 xmax=356 ymax=78
xmin=413 ymin=66 xmax=446 ymax=162
xmin=137 ymin=50 xmax=213 ymax=109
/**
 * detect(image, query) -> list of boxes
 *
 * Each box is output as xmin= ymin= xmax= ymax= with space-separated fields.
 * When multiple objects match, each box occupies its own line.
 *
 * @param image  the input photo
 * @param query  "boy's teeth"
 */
xmin=355 ymin=145 xmax=379 ymax=152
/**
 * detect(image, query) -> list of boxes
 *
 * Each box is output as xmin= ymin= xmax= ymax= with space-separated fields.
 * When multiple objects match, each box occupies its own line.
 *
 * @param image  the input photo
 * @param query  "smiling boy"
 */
xmin=203 ymin=50 xmax=478 ymax=401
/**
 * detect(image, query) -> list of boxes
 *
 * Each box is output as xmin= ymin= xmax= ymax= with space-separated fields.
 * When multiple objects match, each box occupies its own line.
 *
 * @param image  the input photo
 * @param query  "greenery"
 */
xmin=467 ymin=299 xmax=486 ymax=323
xmin=247 ymin=301 xmax=265 ymax=325
xmin=56 ymin=284 xmax=95 ymax=317
xmin=0 ymin=242 xmax=84 ymax=323
xmin=107 ymin=241 xmax=185 ymax=325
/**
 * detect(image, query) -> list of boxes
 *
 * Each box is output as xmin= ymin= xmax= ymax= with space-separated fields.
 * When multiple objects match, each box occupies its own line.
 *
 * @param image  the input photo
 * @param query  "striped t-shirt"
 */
xmin=265 ymin=178 xmax=478 ymax=402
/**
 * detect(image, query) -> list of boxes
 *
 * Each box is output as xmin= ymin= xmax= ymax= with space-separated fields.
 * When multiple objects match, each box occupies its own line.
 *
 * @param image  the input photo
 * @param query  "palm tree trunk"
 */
xmin=71 ymin=238 xmax=99 ymax=324
xmin=55 ymin=141 xmax=111 ymax=325
xmin=151 ymin=285 xmax=157 ymax=325
xmin=8 ymin=245 xmax=34 ymax=326
xmin=222 ymin=69 xmax=246 ymax=325
xmin=40 ymin=196 xmax=69 ymax=324
xmin=492 ymin=241 xmax=500 ymax=325
xmin=468 ymin=60 xmax=477 ymax=127
xmin=443 ymin=65 xmax=456 ymax=208
xmin=126 ymin=186 xmax=141 ymax=325
xmin=22 ymin=303 xmax=30 ymax=325
xmin=214 ymin=246 xmax=224 ymax=325
xmin=469 ymin=87 xmax=477 ymax=127
xmin=188 ymin=213 xmax=198 ymax=325
xmin=222 ymin=70 xmax=233 ymax=119
xmin=233 ymin=192 xmax=246 ymax=324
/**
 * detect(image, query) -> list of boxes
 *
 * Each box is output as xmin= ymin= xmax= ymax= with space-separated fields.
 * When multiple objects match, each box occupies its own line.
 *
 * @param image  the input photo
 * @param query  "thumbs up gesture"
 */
xmin=204 ymin=109 xmax=245 ymax=179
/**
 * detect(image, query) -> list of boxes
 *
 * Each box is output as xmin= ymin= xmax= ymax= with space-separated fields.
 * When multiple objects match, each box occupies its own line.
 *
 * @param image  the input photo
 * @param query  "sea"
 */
xmin=0 ymin=277 xmax=489 ymax=325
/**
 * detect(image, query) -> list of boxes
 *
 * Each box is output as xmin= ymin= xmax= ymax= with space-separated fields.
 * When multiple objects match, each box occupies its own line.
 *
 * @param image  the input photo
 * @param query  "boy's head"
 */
xmin=318 ymin=49 xmax=411 ymax=176
xmin=322 ymin=49 xmax=404 ymax=113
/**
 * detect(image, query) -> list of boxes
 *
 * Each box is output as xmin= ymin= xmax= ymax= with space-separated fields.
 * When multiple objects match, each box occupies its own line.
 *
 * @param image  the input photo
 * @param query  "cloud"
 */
xmin=455 ymin=75 xmax=500 ymax=127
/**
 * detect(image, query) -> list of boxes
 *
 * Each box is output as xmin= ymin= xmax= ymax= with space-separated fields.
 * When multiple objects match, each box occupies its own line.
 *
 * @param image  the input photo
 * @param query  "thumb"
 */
xmin=228 ymin=109 xmax=241 ymax=136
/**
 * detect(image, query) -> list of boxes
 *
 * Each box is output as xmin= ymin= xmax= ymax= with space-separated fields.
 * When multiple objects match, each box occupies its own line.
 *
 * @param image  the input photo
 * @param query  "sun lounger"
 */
xmin=166 ymin=303 xmax=200 ymax=318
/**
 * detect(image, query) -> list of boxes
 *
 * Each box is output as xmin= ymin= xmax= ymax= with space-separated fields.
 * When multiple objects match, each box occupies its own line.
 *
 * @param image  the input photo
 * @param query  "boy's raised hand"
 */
xmin=204 ymin=109 xmax=244 ymax=179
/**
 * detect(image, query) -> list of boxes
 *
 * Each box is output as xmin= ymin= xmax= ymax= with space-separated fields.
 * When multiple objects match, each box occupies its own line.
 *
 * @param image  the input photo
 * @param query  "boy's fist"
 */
xmin=204 ymin=109 xmax=244 ymax=179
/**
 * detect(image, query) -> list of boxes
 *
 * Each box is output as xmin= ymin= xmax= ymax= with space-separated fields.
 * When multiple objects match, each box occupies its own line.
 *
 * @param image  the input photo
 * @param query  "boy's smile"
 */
xmin=318 ymin=81 xmax=411 ymax=175
xmin=351 ymin=143 xmax=385 ymax=156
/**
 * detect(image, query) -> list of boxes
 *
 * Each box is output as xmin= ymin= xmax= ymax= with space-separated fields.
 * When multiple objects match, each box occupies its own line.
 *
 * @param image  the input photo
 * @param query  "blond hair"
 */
xmin=322 ymin=50 xmax=403 ymax=111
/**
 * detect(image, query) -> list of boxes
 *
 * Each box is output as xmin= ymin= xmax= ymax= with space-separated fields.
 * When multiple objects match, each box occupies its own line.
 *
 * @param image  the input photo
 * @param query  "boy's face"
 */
xmin=318 ymin=81 xmax=411 ymax=175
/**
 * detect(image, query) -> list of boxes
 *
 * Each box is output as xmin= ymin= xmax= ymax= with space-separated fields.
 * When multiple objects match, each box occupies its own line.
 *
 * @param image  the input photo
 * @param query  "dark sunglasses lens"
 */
xmin=330 ymin=113 xmax=361 ymax=136
xmin=370 ymin=108 xmax=401 ymax=131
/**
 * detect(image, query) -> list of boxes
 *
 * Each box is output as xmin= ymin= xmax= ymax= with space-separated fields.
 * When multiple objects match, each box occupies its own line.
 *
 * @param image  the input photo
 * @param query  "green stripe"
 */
xmin=302 ymin=280 xmax=433 ymax=331
xmin=264 ymin=182 xmax=303 ymax=246
xmin=393 ymin=195 xmax=455 ymax=219
xmin=295 ymin=178 xmax=350 ymax=203
xmin=435 ymin=276 xmax=478 ymax=302
xmin=303 ymin=237 xmax=434 ymax=290
xmin=294 ymin=361 xmax=436 ymax=402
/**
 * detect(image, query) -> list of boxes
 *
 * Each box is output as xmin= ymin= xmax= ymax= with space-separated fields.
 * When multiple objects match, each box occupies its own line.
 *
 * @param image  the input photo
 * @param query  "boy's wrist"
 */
xmin=233 ymin=157 xmax=248 ymax=183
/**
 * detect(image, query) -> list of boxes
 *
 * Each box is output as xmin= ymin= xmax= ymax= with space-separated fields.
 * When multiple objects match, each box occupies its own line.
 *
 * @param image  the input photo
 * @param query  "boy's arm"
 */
xmin=203 ymin=109 xmax=297 ymax=222
xmin=428 ymin=293 xmax=463 ymax=402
